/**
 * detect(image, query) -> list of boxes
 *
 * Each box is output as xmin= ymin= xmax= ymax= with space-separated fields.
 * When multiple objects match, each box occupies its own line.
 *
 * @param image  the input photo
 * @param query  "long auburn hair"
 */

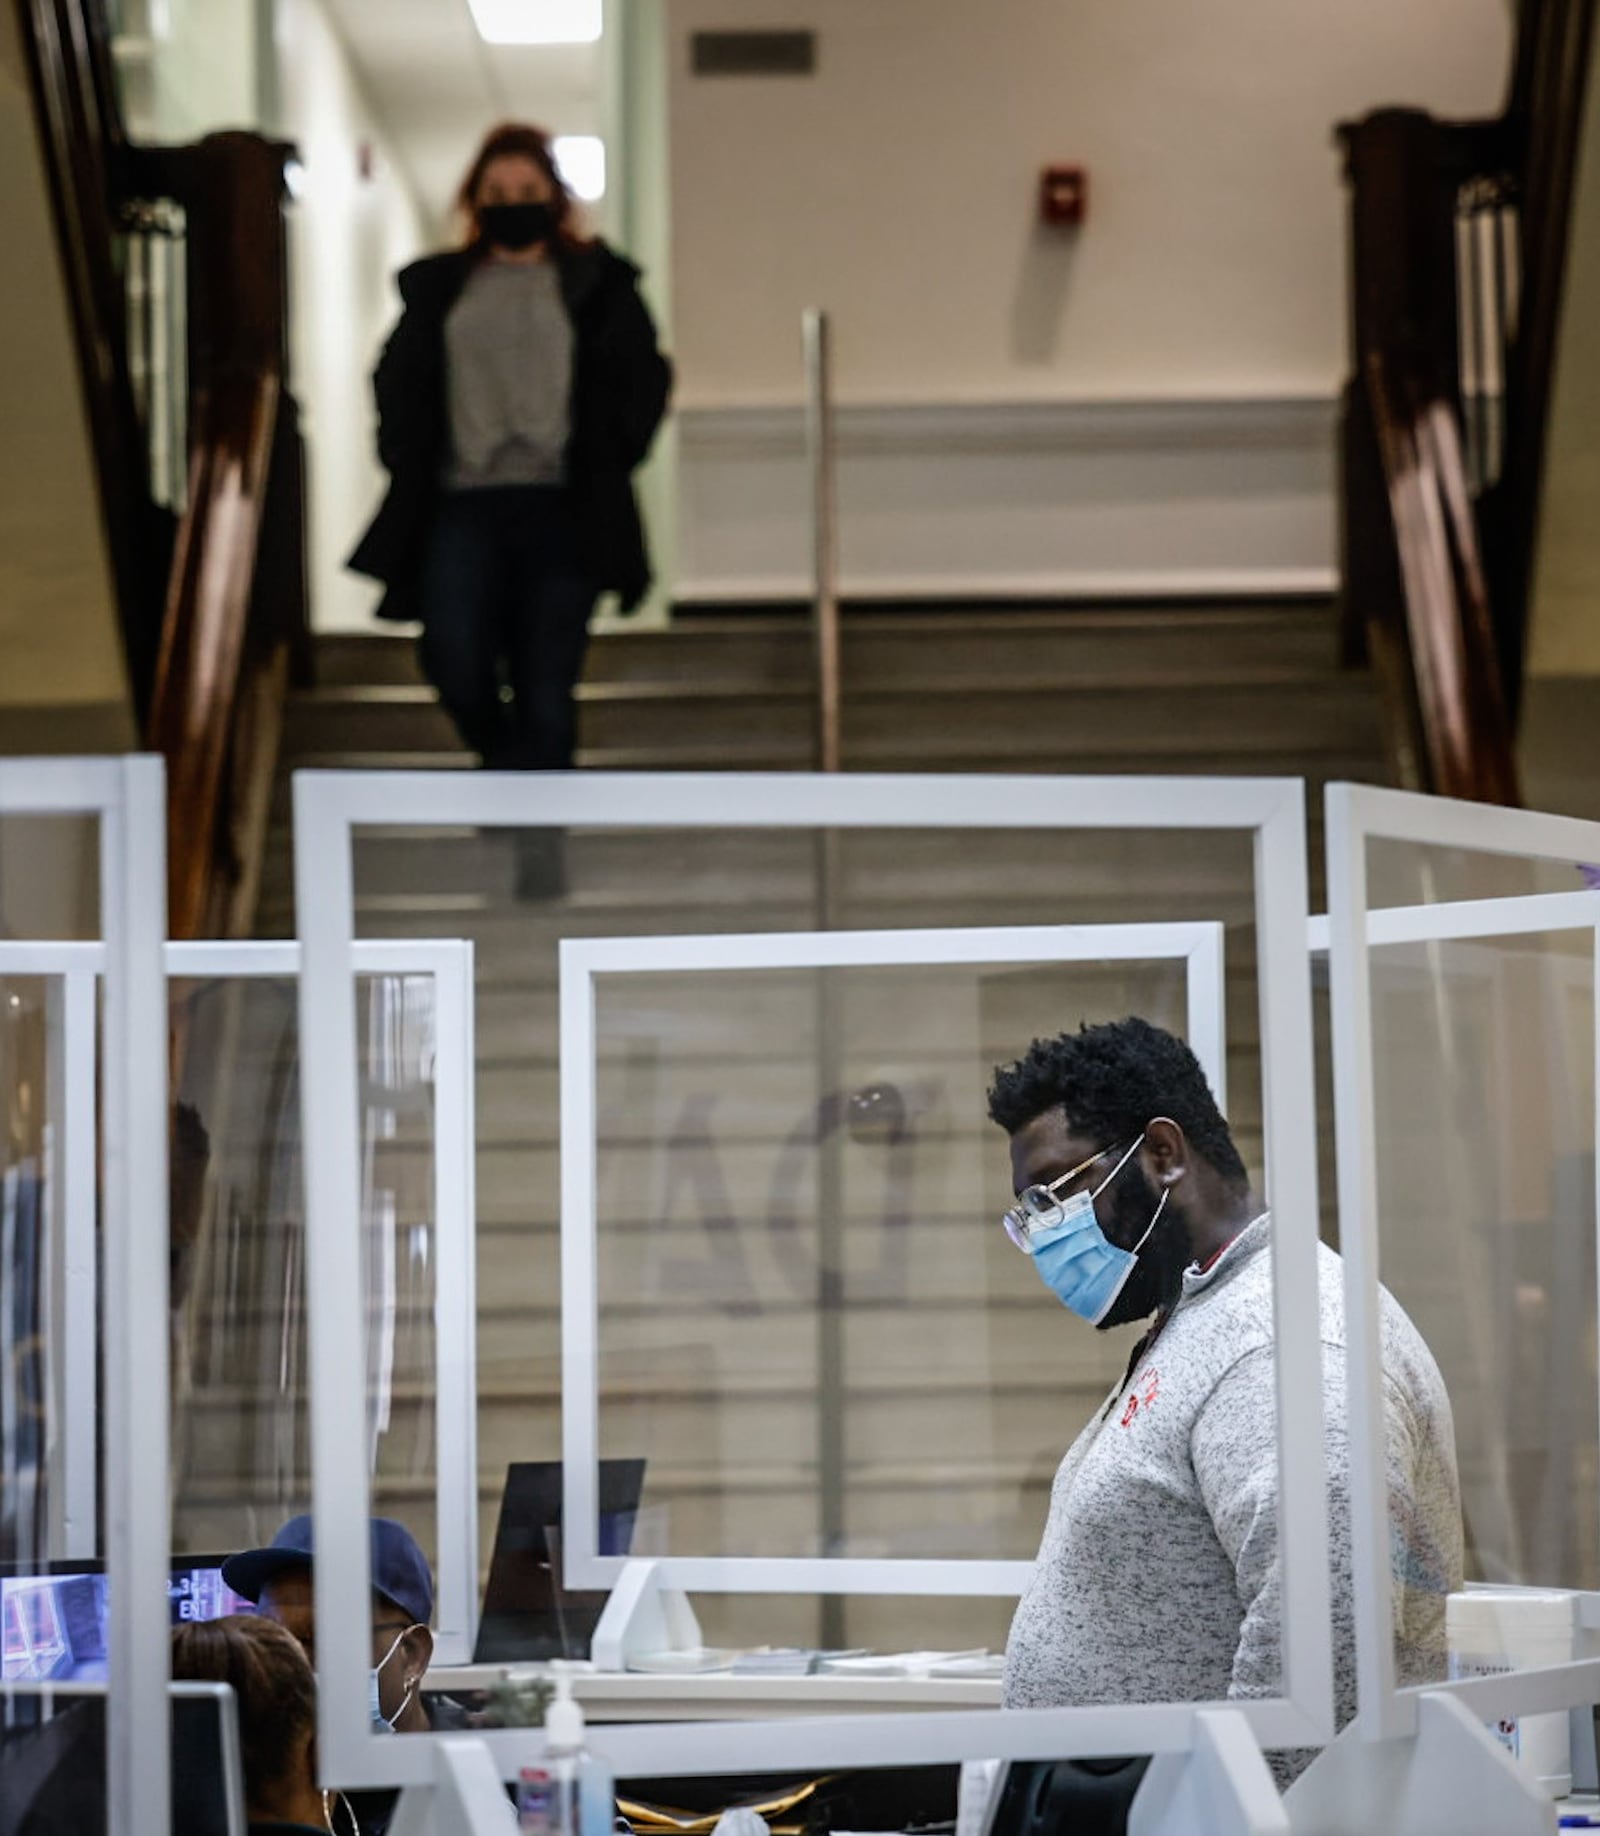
xmin=171 ymin=1616 xmax=316 ymax=1810
xmin=455 ymin=122 xmax=589 ymax=251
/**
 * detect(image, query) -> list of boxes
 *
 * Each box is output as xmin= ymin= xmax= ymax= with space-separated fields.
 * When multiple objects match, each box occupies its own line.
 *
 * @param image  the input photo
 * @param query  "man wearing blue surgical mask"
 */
xmin=989 ymin=1018 xmax=1463 ymax=1793
xmin=224 ymin=1516 xmax=471 ymax=1835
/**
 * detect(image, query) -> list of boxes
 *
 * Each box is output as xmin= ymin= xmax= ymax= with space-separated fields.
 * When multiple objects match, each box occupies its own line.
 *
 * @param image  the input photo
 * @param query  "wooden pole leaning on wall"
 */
xmin=803 ymin=308 xmax=842 ymax=773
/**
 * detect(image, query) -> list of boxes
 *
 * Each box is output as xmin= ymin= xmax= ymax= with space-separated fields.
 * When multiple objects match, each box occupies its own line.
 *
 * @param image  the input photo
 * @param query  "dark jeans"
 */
xmin=418 ymin=485 xmax=597 ymax=770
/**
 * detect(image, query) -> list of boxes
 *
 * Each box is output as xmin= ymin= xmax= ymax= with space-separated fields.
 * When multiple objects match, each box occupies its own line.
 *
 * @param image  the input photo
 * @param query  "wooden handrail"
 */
xmin=138 ymin=133 xmax=304 ymax=939
xmin=1338 ymin=0 xmax=1594 ymax=806
xmin=1364 ymin=356 xmax=1520 ymax=804
xmin=17 ymin=0 xmax=309 ymax=937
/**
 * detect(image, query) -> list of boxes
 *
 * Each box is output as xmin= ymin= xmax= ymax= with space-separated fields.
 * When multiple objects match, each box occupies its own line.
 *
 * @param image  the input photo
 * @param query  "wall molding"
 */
xmin=673 ymin=394 xmax=1340 ymax=603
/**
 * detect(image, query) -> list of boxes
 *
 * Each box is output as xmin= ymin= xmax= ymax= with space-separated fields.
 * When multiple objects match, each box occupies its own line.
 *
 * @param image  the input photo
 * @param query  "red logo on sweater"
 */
xmin=1119 ymin=1369 xmax=1160 ymax=1427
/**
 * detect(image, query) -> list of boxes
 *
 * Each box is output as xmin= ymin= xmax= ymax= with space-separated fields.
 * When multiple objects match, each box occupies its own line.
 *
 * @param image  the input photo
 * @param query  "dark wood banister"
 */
xmin=16 ymin=0 xmax=309 ymax=936
xmin=1365 ymin=353 xmax=1521 ymax=804
xmin=1339 ymin=0 xmax=1595 ymax=806
xmin=136 ymin=133 xmax=302 ymax=939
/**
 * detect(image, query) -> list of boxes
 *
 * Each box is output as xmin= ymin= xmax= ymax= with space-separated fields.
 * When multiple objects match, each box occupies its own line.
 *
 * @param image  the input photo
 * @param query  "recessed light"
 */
xmin=466 ymin=0 xmax=601 ymax=45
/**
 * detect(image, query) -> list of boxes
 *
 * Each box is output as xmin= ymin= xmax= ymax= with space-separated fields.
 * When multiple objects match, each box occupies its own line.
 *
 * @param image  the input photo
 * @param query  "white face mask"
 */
xmin=368 ymin=1624 xmax=423 ymax=1733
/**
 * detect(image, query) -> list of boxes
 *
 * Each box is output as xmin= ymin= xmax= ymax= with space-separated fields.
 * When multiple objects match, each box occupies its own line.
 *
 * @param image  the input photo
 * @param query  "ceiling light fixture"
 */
xmin=553 ymin=135 xmax=605 ymax=201
xmin=466 ymin=0 xmax=602 ymax=45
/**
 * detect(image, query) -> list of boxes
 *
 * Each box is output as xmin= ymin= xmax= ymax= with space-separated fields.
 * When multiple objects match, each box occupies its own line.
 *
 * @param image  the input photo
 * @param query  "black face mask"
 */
xmin=479 ymin=201 xmax=556 ymax=251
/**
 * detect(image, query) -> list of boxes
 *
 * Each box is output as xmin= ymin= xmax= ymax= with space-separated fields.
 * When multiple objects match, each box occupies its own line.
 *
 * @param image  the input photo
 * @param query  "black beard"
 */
xmin=1095 ymin=1166 xmax=1191 ymax=1330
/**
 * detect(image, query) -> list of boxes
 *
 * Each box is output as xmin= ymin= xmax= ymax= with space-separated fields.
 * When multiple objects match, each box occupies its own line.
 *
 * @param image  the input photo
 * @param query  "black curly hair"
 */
xmin=987 ymin=1016 xmax=1247 ymax=1185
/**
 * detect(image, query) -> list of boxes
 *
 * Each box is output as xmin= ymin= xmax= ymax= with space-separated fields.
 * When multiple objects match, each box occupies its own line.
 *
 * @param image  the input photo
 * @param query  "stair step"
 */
xmin=283 ymin=675 xmax=1382 ymax=760
xmin=312 ymin=602 xmax=1346 ymax=693
xmin=272 ymin=744 xmax=1384 ymax=778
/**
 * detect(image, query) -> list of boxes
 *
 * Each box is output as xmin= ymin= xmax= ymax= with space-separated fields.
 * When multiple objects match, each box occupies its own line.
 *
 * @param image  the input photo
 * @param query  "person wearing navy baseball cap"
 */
xmin=222 ymin=1515 xmax=467 ymax=1740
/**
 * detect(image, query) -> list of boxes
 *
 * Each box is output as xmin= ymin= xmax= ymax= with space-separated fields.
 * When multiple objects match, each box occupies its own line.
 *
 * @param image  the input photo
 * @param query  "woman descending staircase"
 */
xmin=176 ymin=599 xmax=1389 ymax=1653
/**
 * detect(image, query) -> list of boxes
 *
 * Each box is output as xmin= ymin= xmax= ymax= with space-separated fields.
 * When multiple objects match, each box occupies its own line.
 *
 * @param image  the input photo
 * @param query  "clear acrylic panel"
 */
xmin=1360 ymin=835 xmax=1598 ymax=1690
xmin=168 ymin=969 xmax=443 ymax=1604
xmin=1 ymin=973 xmax=73 ymax=1581
xmin=592 ymin=954 xmax=1196 ymax=1650
xmin=353 ymin=818 xmax=1279 ymax=1665
xmin=0 ymin=821 xmax=108 ymax=1697
xmin=0 ymin=817 xmax=100 ymax=941
xmin=0 ymin=770 xmax=171 ymax=1834
xmin=1 ymin=919 xmax=108 ymax=1828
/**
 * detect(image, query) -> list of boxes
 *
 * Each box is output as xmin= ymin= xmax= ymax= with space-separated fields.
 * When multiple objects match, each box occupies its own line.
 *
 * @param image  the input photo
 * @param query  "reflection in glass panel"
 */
xmin=591 ymin=956 xmax=1196 ymax=1646
xmin=0 ymin=976 xmax=74 ymax=1572
xmin=1368 ymin=920 xmax=1596 ymax=1600
xmin=1366 ymin=836 xmax=1588 ymax=909
xmin=169 ymin=973 xmax=442 ymax=1595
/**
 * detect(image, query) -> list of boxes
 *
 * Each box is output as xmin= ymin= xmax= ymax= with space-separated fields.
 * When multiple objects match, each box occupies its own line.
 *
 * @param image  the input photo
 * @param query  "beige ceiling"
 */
xmin=320 ymin=0 xmax=601 ymax=235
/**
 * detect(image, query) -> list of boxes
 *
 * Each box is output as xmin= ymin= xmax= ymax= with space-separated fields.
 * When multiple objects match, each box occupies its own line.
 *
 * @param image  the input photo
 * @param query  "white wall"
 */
xmin=663 ymin=0 xmax=1512 ymax=600
xmin=112 ymin=0 xmax=262 ymax=141
xmin=273 ymin=0 xmax=425 ymax=632
xmin=0 ymin=0 xmax=133 ymax=729
xmin=1527 ymin=19 xmax=1600 ymax=677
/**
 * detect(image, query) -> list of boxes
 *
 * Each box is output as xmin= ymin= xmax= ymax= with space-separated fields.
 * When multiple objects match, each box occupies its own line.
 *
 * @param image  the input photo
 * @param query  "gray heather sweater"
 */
xmin=1003 ymin=1216 xmax=1462 ymax=1773
xmin=444 ymin=259 xmax=573 ymax=489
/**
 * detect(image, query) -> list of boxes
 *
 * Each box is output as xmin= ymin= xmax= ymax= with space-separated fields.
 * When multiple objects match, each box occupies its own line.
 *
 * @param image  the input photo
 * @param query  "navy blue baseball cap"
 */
xmin=221 ymin=1515 xmax=434 ymax=1627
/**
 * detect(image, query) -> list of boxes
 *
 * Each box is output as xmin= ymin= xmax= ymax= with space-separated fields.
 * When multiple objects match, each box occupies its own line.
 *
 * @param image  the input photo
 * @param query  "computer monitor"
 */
xmin=0 ymin=1681 xmax=247 ymax=1836
xmin=979 ymin=1757 xmax=1152 ymax=1836
xmin=473 ymin=1459 xmax=646 ymax=1662
xmin=0 ymin=1559 xmax=254 ymax=1682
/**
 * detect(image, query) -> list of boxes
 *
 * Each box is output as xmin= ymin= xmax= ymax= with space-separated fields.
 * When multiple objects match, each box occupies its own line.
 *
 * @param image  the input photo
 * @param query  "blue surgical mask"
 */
xmin=369 ymin=1625 xmax=420 ymax=1734
xmin=1024 ymin=1136 xmax=1169 ymax=1325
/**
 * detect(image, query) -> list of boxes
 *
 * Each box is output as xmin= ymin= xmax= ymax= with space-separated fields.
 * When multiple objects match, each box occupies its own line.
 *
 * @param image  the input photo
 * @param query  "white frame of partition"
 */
xmin=0 ymin=758 xmax=168 ymax=1836
xmin=293 ymin=770 xmax=1329 ymax=1790
xmin=1325 ymin=783 xmax=1600 ymax=1743
xmin=0 ymin=938 xmax=480 ymax=1665
xmin=559 ymin=918 xmax=1227 ymax=1594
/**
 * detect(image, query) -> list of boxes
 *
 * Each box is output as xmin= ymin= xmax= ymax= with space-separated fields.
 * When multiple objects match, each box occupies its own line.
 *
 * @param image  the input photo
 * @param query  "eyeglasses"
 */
xmin=286 ymin=1620 xmax=415 ymax=1667
xmin=1000 ymin=1140 xmax=1132 ymax=1252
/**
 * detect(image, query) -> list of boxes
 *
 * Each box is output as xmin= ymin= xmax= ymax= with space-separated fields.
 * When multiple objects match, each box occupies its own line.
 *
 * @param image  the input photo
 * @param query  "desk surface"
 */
xmin=424 ymin=1665 xmax=1003 ymax=1720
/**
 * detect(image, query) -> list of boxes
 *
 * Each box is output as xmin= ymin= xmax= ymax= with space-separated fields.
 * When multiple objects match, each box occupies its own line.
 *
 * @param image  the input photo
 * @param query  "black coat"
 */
xmin=347 ymin=241 xmax=672 ymax=620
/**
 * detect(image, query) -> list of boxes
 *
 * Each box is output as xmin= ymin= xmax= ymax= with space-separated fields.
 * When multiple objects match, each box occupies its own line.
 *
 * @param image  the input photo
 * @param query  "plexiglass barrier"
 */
xmin=0 ymin=760 xmax=169 ymax=1836
xmin=560 ymin=921 xmax=1225 ymax=1639
xmin=0 ymin=939 xmax=479 ymax=1666
xmin=295 ymin=771 xmax=1328 ymax=1790
xmin=1325 ymin=784 xmax=1600 ymax=1744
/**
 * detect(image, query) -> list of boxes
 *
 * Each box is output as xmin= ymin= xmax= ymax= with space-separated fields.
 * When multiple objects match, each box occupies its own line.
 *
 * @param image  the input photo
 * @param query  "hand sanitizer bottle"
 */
xmin=518 ymin=1768 xmax=556 ymax=1836
xmin=545 ymin=1668 xmax=614 ymax=1836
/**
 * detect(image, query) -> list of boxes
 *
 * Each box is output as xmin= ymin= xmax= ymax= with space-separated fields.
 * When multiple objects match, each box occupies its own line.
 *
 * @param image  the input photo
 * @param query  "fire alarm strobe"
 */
xmin=1040 ymin=165 xmax=1088 ymax=227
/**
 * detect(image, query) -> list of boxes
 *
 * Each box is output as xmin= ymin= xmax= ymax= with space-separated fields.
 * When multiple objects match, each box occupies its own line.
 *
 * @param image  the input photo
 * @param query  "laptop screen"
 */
xmin=473 ymin=1459 xmax=646 ymax=1663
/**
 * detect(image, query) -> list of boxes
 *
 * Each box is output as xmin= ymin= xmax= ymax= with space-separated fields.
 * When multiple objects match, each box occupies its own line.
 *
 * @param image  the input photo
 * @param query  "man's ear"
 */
xmin=1143 ymin=1116 xmax=1189 ymax=1188
xmin=402 ymin=1624 xmax=434 ymax=1686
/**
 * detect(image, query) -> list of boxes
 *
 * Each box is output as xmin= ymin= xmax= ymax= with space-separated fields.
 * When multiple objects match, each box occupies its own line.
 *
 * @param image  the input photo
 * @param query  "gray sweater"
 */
xmin=443 ymin=258 xmax=573 ymax=489
xmin=1002 ymin=1216 xmax=1462 ymax=1773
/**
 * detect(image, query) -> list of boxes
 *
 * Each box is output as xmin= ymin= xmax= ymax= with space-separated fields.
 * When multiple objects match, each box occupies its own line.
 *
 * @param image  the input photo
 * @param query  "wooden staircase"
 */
xmin=172 ymin=600 xmax=1391 ymax=1651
